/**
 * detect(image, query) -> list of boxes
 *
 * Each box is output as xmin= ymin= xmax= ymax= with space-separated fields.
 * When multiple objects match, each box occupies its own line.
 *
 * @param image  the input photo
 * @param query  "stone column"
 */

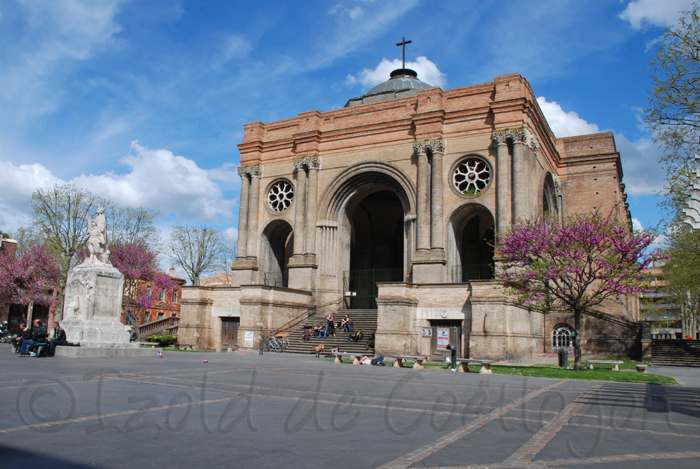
xmin=305 ymin=157 xmax=320 ymax=255
xmin=236 ymin=168 xmax=250 ymax=258
xmin=492 ymin=131 xmax=511 ymax=233
xmin=414 ymin=141 xmax=430 ymax=251
xmin=246 ymin=165 xmax=262 ymax=258
xmin=509 ymin=128 xmax=527 ymax=221
xmin=292 ymin=160 xmax=307 ymax=256
xmin=429 ymin=139 xmax=445 ymax=251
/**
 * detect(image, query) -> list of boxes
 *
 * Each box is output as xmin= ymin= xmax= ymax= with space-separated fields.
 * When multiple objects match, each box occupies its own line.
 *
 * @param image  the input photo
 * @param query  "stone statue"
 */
xmin=85 ymin=207 xmax=111 ymax=266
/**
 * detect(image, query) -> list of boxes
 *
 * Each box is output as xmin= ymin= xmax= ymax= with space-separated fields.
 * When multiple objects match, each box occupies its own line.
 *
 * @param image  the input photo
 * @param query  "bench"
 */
xmin=455 ymin=359 xmax=493 ymax=374
xmin=635 ymin=364 xmax=648 ymax=373
xmin=392 ymin=355 xmax=429 ymax=369
xmin=584 ymin=359 xmax=624 ymax=371
xmin=332 ymin=352 xmax=366 ymax=364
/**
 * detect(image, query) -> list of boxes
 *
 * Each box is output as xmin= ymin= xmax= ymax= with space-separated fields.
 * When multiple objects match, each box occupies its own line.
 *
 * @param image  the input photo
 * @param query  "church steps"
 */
xmin=651 ymin=340 xmax=700 ymax=367
xmin=283 ymin=309 xmax=377 ymax=356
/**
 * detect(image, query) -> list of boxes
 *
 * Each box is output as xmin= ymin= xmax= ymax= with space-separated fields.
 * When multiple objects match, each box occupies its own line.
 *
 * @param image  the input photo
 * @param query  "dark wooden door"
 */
xmin=220 ymin=317 xmax=239 ymax=347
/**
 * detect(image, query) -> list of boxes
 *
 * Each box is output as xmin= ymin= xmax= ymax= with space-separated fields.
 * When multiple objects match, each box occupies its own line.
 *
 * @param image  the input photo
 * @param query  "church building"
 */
xmin=178 ymin=62 xmax=641 ymax=360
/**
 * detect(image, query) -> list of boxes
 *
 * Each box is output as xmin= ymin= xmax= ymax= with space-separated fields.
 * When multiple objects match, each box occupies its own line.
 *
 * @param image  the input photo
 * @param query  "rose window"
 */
xmin=268 ymin=180 xmax=294 ymax=213
xmin=453 ymin=158 xmax=491 ymax=196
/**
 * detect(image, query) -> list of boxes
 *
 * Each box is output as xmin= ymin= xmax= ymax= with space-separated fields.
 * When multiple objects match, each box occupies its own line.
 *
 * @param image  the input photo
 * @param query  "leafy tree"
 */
xmin=168 ymin=225 xmax=227 ymax=286
xmin=0 ymin=242 xmax=61 ymax=309
xmin=661 ymin=226 xmax=700 ymax=338
xmin=646 ymin=3 xmax=700 ymax=226
xmin=110 ymin=242 xmax=177 ymax=339
xmin=496 ymin=213 xmax=655 ymax=370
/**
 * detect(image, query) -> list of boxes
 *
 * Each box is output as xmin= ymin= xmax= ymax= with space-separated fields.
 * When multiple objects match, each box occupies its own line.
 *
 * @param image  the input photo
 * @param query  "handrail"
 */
xmin=272 ymin=296 xmax=345 ymax=335
xmin=139 ymin=316 xmax=180 ymax=336
xmin=582 ymin=307 xmax=638 ymax=330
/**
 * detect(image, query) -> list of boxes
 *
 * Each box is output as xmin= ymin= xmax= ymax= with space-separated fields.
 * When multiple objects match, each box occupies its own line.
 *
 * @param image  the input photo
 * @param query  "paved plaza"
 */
xmin=2 ymin=344 xmax=700 ymax=468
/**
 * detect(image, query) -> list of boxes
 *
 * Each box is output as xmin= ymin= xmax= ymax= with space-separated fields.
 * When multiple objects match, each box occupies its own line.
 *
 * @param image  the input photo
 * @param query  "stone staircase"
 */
xmin=651 ymin=339 xmax=700 ymax=366
xmin=284 ymin=309 xmax=377 ymax=356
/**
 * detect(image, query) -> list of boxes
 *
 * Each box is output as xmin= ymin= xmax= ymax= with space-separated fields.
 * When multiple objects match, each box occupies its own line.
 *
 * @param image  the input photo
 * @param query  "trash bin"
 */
xmin=558 ymin=348 xmax=568 ymax=368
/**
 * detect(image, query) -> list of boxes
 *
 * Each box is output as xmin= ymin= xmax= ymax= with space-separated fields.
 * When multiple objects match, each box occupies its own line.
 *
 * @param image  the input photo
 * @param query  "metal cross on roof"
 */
xmin=396 ymin=37 xmax=412 ymax=69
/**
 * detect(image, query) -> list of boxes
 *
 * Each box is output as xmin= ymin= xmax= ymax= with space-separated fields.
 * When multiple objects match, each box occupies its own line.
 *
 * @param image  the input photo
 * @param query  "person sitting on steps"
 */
xmin=341 ymin=314 xmax=353 ymax=332
xmin=348 ymin=330 xmax=363 ymax=343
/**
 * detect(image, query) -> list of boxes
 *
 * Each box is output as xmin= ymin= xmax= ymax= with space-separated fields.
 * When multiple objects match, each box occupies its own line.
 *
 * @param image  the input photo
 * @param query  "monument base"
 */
xmin=55 ymin=345 xmax=161 ymax=358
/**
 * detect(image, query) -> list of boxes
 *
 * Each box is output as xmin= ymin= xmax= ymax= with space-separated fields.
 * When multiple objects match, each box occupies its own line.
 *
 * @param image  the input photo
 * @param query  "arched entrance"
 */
xmin=260 ymin=220 xmax=293 ymax=287
xmin=448 ymin=205 xmax=495 ymax=283
xmin=346 ymin=190 xmax=405 ymax=308
xmin=318 ymin=164 xmax=416 ymax=308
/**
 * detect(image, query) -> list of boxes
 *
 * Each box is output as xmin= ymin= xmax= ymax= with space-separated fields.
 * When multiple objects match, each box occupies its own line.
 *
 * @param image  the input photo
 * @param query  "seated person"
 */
xmin=302 ymin=327 xmax=313 ymax=341
xmin=21 ymin=319 xmax=47 ymax=355
xmin=12 ymin=323 xmax=30 ymax=353
xmin=48 ymin=321 xmax=67 ymax=357
xmin=341 ymin=314 xmax=353 ymax=332
xmin=348 ymin=330 xmax=364 ymax=343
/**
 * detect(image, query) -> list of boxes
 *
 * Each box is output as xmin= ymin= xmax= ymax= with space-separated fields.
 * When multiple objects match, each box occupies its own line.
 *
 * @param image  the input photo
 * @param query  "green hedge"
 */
xmin=145 ymin=335 xmax=177 ymax=347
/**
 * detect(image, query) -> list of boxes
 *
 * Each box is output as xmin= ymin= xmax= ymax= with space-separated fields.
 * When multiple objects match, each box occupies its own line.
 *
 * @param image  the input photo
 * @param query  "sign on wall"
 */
xmin=437 ymin=328 xmax=449 ymax=348
xmin=244 ymin=331 xmax=254 ymax=348
xmin=421 ymin=328 xmax=433 ymax=337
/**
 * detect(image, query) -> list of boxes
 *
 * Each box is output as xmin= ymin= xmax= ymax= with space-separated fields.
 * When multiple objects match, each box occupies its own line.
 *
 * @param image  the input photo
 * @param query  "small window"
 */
xmin=157 ymin=313 xmax=164 ymax=320
xmin=173 ymin=289 xmax=178 ymax=303
xmin=160 ymin=291 xmax=165 ymax=302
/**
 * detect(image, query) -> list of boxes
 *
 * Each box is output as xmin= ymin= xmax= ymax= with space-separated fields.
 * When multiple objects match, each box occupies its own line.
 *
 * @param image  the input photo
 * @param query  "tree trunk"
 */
xmin=574 ymin=308 xmax=583 ymax=371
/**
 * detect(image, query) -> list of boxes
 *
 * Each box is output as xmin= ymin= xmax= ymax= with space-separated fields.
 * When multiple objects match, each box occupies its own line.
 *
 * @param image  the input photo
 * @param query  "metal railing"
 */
xmin=342 ymin=268 xmax=403 ymax=309
xmin=451 ymin=264 xmax=494 ymax=283
xmin=263 ymin=271 xmax=288 ymax=288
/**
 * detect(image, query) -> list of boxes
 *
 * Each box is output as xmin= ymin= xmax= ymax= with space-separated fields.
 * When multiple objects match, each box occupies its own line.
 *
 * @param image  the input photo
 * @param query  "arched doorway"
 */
xmin=345 ymin=190 xmax=405 ymax=309
xmin=448 ymin=205 xmax=495 ymax=282
xmin=260 ymin=220 xmax=293 ymax=287
xmin=551 ymin=324 xmax=574 ymax=352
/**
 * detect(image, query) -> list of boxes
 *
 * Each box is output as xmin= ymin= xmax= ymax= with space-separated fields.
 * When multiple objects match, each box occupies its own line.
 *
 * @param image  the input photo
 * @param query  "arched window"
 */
xmin=552 ymin=324 xmax=574 ymax=348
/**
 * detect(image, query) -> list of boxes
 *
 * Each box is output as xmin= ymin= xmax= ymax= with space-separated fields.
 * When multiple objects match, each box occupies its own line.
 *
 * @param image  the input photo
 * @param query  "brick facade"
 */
xmin=179 ymin=71 xmax=638 ymax=358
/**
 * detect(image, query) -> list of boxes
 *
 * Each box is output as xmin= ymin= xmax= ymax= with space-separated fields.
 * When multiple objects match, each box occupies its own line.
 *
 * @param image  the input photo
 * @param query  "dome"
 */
xmin=345 ymin=68 xmax=433 ymax=108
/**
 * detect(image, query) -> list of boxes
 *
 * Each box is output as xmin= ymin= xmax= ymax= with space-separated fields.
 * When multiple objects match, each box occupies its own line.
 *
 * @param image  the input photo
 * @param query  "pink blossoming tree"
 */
xmin=109 ymin=242 xmax=177 ymax=339
xmin=0 ymin=243 xmax=61 ymax=309
xmin=496 ymin=212 xmax=656 ymax=370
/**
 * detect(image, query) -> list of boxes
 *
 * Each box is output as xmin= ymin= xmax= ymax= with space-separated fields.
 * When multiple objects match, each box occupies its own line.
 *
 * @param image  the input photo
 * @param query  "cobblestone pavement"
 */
xmin=1 ymin=344 xmax=699 ymax=468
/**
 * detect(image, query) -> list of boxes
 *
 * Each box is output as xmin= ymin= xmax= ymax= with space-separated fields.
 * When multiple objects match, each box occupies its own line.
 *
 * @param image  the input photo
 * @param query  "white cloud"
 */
xmin=632 ymin=218 xmax=644 ymax=232
xmin=537 ymin=96 xmax=664 ymax=196
xmin=619 ymin=0 xmax=695 ymax=29
xmin=223 ymin=227 xmax=239 ymax=242
xmin=207 ymin=162 xmax=240 ymax=184
xmin=0 ymin=141 xmax=237 ymax=230
xmin=72 ymin=141 xmax=234 ymax=222
xmin=536 ymin=96 xmax=600 ymax=138
xmin=613 ymin=133 xmax=665 ymax=196
xmin=329 ymin=4 xmax=364 ymax=19
xmin=346 ymin=56 xmax=446 ymax=89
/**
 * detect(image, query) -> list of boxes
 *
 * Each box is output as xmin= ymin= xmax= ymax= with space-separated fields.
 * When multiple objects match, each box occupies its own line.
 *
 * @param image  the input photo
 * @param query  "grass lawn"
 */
xmin=161 ymin=347 xmax=216 ymax=353
xmin=316 ymin=357 xmax=679 ymax=385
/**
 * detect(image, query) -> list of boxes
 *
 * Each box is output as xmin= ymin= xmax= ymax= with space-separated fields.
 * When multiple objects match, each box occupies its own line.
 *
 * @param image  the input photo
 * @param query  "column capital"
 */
xmin=293 ymin=155 xmax=321 ymax=170
xmin=491 ymin=130 xmax=509 ymax=145
xmin=413 ymin=137 xmax=445 ymax=155
xmin=506 ymin=127 xmax=527 ymax=143
xmin=528 ymin=135 xmax=540 ymax=154
xmin=239 ymin=164 xmax=263 ymax=177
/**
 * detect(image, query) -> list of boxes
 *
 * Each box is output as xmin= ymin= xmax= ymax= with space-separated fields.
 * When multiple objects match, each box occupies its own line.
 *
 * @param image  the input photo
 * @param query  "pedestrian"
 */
xmin=326 ymin=311 xmax=336 ymax=337
xmin=12 ymin=323 xmax=30 ymax=353
xmin=20 ymin=319 xmax=47 ymax=356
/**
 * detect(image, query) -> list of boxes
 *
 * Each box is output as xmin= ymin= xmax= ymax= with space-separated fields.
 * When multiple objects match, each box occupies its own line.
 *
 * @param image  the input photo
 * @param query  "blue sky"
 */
xmin=0 ymin=0 xmax=691 ymax=244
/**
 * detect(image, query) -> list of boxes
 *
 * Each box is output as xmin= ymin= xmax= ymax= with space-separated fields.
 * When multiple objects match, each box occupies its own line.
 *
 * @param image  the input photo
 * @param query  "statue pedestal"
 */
xmin=61 ymin=263 xmax=132 ymax=347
